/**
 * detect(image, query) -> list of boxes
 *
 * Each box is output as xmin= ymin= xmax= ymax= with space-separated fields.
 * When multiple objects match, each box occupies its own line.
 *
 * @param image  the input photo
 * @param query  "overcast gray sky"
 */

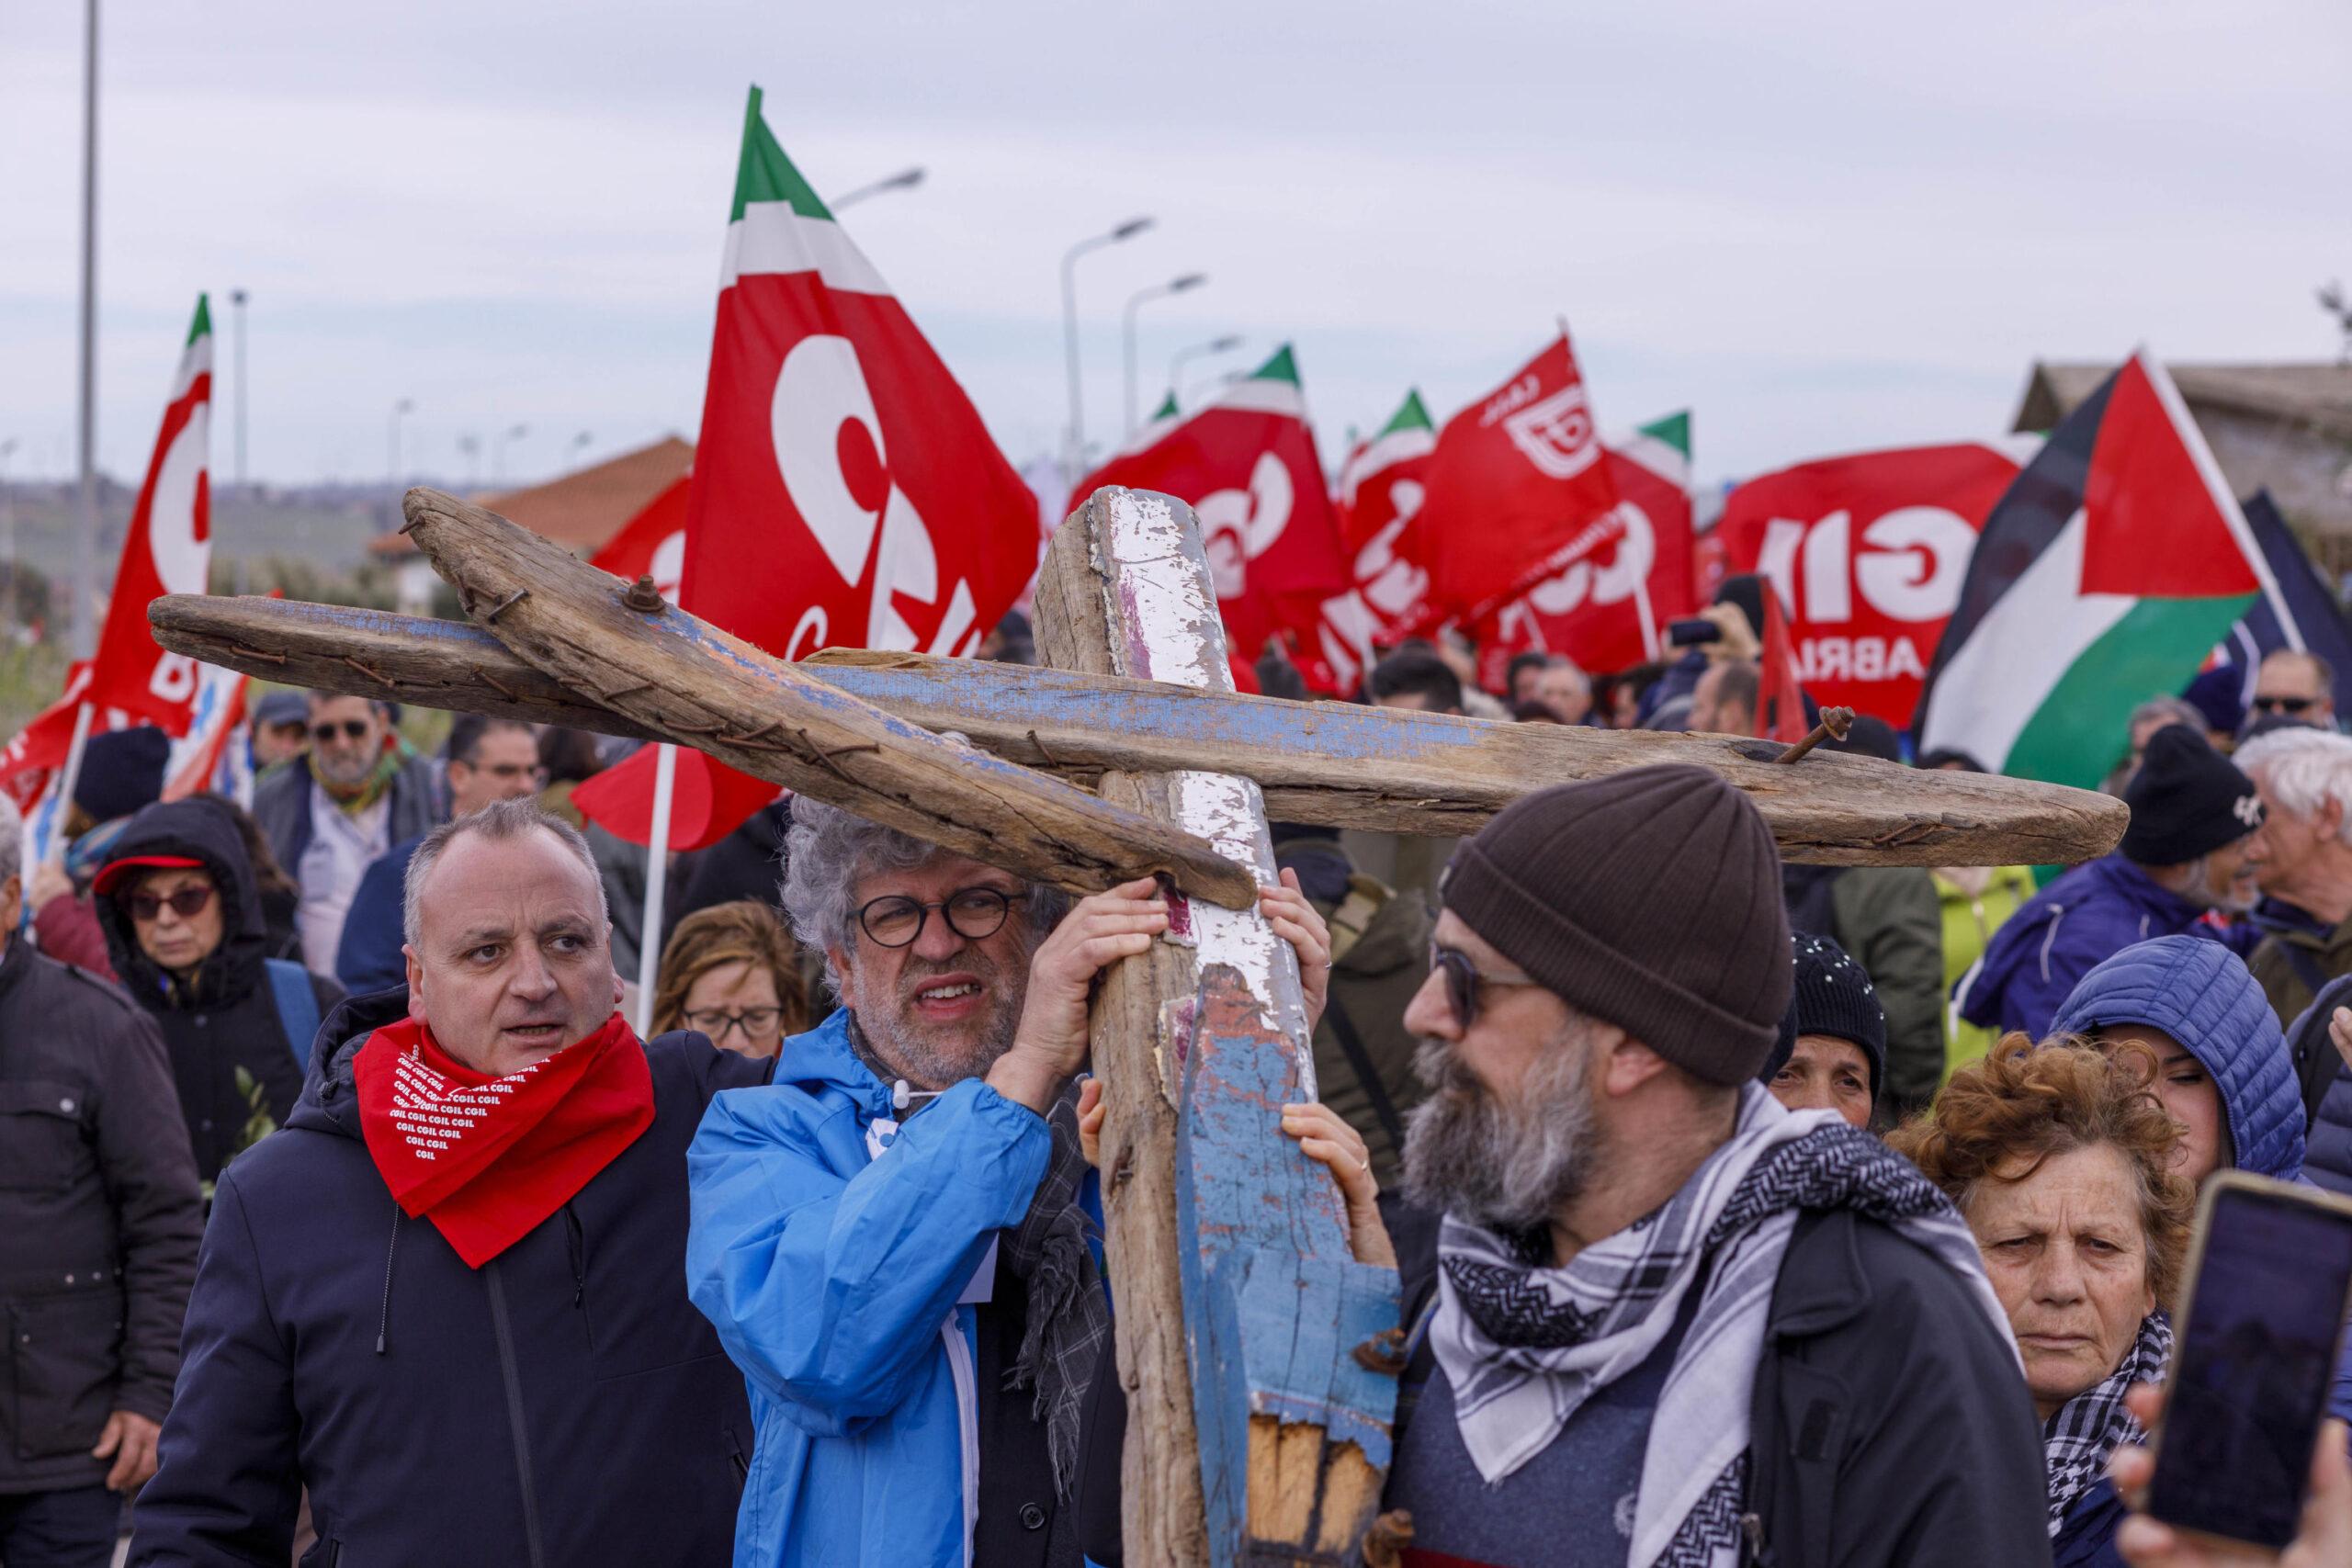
xmin=2 ymin=0 xmax=2343 ymax=495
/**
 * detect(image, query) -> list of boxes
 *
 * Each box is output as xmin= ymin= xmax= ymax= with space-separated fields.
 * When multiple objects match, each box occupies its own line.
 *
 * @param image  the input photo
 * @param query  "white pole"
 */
xmin=633 ymin=742 xmax=677 ymax=1033
xmin=1631 ymin=557 xmax=1661 ymax=663
xmin=40 ymin=703 xmax=97 ymax=867
xmin=72 ymin=0 xmax=98 ymax=660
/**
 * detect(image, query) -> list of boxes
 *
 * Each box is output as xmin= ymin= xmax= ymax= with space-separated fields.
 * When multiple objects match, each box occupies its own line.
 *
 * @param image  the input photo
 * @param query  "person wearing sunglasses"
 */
xmin=251 ymin=692 xmax=442 ymax=978
xmin=1378 ymin=767 xmax=2049 ymax=1568
xmin=2251 ymin=649 xmax=2338 ymax=732
xmin=686 ymin=790 xmax=1336 ymax=1568
xmin=93 ymin=797 xmax=347 ymax=1190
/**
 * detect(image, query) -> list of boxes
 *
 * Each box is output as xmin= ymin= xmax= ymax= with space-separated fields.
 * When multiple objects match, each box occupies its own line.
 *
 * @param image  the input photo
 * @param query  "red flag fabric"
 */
xmin=677 ymin=89 xmax=1035 ymax=663
xmin=570 ymin=744 xmax=780 ymax=853
xmin=1715 ymin=442 xmax=2024 ymax=728
xmin=88 ymin=296 xmax=216 ymax=734
xmin=1334 ymin=390 xmax=1439 ymax=640
xmin=1758 ymin=592 xmax=1809 ymax=742
xmin=589 ymin=474 xmax=690 ymax=603
xmin=1475 ymin=416 xmax=1697 ymax=686
xmin=1073 ymin=345 xmax=1349 ymax=671
xmin=1418 ymin=331 xmax=1621 ymax=626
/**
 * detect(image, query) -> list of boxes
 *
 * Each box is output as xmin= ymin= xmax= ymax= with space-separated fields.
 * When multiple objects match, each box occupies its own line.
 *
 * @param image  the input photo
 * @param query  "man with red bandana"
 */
xmin=130 ymin=799 xmax=765 ymax=1567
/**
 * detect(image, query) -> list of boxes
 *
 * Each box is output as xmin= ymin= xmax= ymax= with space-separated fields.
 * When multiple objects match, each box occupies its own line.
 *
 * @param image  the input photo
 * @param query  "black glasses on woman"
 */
xmin=857 ymin=886 xmax=1026 ymax=949
xmin=128 ymin=886 xmax=216 ymax=923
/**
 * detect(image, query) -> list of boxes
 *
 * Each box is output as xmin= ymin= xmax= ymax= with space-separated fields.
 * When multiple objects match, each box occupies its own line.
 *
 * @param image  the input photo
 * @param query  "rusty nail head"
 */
xmin=623 ymin=575 xmax=665 ymax=614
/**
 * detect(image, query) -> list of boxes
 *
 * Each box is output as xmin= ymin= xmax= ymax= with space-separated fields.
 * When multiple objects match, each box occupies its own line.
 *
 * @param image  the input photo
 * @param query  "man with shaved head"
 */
xmin=132 ymin=799 xmax=765 ymax=1566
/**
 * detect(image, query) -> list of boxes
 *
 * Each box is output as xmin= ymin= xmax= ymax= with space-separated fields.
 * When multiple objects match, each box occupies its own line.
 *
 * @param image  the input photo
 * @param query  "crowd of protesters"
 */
xmin=4 ymin=604 xmax=2352 ymax=1567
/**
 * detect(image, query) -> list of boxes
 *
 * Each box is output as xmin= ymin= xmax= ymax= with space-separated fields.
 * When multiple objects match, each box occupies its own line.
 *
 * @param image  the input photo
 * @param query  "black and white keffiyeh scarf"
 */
xmin=2042 ymin=1312 xmax=2171 ymax=1537
xmin=1431 ymin=1086 xmax=2014 ymax=1568
xmin=1001 ymin=1087 xmax=1113 ymax=1503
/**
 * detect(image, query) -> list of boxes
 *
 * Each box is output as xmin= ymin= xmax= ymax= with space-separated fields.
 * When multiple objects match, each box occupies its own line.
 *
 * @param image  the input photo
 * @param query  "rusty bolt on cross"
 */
xmin=622 ymin=575 xmax=665 ymax=614
xmin=1773 ymin=705 xmax=1857 ymax=765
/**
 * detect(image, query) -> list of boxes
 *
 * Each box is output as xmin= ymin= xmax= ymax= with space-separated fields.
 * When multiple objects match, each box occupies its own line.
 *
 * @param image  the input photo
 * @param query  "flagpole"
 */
xmin=41 ymin=702 xmax=96 ymax=869
xmin=633 ymin=741 xmax=677 ymax=1033
xmin=1631 ymin=560 xmax=1661 ymax=662
xmin=72 ymin=0 xmax=99 ymax=660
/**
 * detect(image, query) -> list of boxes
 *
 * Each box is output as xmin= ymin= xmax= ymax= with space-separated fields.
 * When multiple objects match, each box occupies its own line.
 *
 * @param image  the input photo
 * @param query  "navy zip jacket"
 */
xmin=129 ymin=988 xmax=765 ymax=1568
xmin=1958 ymin=854 xmax=2221 ymax=1043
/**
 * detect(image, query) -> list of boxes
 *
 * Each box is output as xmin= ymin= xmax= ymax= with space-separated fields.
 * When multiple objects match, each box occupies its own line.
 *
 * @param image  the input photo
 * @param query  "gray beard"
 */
xmin=849 ymin=948 xmax=1027 ymax=1092
xmin=1401 ymin=1026 xmax=1599 ymax=1234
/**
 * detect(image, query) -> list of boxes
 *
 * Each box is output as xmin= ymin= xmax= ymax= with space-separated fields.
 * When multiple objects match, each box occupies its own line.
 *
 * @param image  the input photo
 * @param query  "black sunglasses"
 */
xmin=2252 ymin=694 xmax=2316 ymax=715
xmin=1429 ymin=942 xmax=1539 ymax=1027
xmin=311 ymin=719 xmax=374 ymax=742
xmin=128 ymin=885 xmax=215 ymax=922
xmin=857 ymin=886 xmax=1026 ymax=949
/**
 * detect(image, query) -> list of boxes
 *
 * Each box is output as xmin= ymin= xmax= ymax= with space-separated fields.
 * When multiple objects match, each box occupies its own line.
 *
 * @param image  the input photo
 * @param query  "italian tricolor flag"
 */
xmin=1915 ymin=352 xmax=2300 ymax=789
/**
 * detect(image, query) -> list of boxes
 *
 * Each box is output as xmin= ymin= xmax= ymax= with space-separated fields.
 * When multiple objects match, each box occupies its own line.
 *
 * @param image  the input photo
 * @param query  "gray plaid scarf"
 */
xmin=2042 ymin=1312 xmax=2171 ymax=1537
xmin=1001 ymin=1086 xmax=1112 ymax=1503
xmin=1433 ymin=1087 xmax=2012 ymax=1567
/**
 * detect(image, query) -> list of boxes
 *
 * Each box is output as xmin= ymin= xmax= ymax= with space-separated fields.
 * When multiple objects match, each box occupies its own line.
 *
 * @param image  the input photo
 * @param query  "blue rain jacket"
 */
xmin=686 ymin=1010 xmax=1053 ymax=1567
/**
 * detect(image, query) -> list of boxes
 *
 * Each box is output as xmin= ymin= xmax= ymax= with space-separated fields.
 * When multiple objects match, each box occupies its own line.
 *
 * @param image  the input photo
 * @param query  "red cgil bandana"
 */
xmin=353 ymin=1011 xmax=654 ymax=1269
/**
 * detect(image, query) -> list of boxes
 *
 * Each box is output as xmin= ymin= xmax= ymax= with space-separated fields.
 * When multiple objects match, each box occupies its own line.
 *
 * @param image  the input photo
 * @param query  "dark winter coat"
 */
xmin=1958 ymin=853 xmax=2220 ymax=1043
xmin=129 ymin=988 xmax=767 ymax=1567
xmin=1784 ymin=864 xmax=1946 ymax=1114
xmin=1360 ymin=1206 xmax=2052 ymax=1568
xmin=1275 ymin=835 xmax=1431 ymax=1189
xmin=2249 ymin=907 xmax=2352 ymax=1119
xmin=94 ymin=799 xmax=345 ymax=1186
xmin=248 ymin=751 xmax=441 ymax=901
xmin=2293 ymin=975 xmax=2352 ymax=1201
xmin=0 ymin=937 xmax=203 ymax=1494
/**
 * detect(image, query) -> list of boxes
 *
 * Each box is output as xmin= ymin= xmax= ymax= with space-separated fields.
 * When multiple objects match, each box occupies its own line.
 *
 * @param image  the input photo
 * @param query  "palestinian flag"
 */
xmin=1074 ymin=344 xmax=1350 ymax=666
xmin=1915 ymin=352 xmax=2301 ymax=788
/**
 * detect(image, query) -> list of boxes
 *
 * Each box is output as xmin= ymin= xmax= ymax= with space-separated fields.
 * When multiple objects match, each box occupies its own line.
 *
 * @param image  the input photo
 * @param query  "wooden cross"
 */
xmin=152 ymin=486 xmax=2123 ymax=1565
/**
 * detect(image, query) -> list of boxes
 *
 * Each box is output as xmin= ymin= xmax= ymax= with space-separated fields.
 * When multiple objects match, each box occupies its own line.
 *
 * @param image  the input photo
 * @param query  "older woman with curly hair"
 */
xmin=650 ymin=900 xmax=809 ymax=1059
xmin=1890 ymin=1041 xmax=2194 ymax=1568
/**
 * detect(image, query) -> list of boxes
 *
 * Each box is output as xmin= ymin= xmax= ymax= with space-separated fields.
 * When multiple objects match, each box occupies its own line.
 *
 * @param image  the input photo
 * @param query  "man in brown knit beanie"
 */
xmin=1380 ymin=766 xmax=2050 ymax=1568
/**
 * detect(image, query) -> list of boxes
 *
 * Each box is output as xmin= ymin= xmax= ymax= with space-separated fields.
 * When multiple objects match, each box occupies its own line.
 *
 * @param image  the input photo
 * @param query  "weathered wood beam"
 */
xmin=1037 ymin=488 xmax=1398 ymax=1567
xmin=395 ymin=486 xmax=1260 ymax=909
xmin=154 ymin=593 xmax=2126 ymax=869
xmin=148 ymin=593 xmax=664 ymax=740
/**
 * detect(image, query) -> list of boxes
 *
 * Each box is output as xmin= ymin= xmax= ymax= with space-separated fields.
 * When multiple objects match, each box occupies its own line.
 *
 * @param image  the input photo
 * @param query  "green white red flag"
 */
xmin=1334 ymin=389 xmax=1437 ymax=641
xmin=582 ymin=88 xmax=1036 ymax=850
xmin=1072 ymin=345 xmax=1351 ymax=669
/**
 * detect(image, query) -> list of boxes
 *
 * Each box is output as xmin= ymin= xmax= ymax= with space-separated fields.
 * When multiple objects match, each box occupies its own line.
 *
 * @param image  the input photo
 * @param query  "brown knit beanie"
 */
xmin=1442 ymin=765 xmax=1792 ymax=1085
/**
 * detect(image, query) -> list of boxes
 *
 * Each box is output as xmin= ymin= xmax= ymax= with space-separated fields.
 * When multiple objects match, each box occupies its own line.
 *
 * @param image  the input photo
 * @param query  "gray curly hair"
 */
xmin=781 ymin=795 xmax=1069 ymax=999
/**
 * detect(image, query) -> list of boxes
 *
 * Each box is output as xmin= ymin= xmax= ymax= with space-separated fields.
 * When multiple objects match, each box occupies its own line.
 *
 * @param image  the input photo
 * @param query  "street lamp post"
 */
xmin=230 ymin=289 xmax=249 ymax=493
xmin=1122 ymin=273 xmax=1206 ymax=435
xmin=827 ymin=166 xmax=924 ymax=210
xmin=492 ymin=423 xmax=529 ymax=486
xmin=1059 ymin=216 xmax=1153 ymax=482
xmin=1168 ymin=334 xmax=1244 ymax=407
xmin=0 ymin=438 xmax=17 ymax=637
xmin=73 ymin=0 xmax=100 ymax=659
xmin=571 ymin=430 xmax=593 ymax=467
xmin=458 ymin=434 xmax=481 ymax=491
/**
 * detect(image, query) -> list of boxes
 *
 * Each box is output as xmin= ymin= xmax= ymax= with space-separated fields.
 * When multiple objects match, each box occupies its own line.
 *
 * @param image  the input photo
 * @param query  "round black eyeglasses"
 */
xmin=857 ymin=887 xmax=1027 ymax=948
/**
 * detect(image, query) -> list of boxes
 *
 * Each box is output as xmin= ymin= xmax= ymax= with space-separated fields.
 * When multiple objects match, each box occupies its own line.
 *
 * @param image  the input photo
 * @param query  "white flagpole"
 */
xmin=44 ymin=702 xmax=97 ymax=862
xmin=633 ymin=742 xmax=677 ymax=1033
xmin=1631 ymin=558 xmax=1661 ymax=663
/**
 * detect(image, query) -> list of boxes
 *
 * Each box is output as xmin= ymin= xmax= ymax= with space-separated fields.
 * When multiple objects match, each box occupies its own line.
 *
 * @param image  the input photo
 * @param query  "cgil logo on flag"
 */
xmin=1500 ymin=384 xmax=1601 ymax=481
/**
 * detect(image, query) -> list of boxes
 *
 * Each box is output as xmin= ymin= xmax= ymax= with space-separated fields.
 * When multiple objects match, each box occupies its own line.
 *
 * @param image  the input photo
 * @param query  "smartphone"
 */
xmin=1666 ymin=617 xmax=1721 ymax=649
xmin=2143 ymin=1171 xmax=2352 ymax=1551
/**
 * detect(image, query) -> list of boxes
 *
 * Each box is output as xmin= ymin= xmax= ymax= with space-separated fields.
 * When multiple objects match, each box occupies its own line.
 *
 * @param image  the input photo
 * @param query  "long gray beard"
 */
xmin=1401 ymin=1027 xmax=1600 ymax=1234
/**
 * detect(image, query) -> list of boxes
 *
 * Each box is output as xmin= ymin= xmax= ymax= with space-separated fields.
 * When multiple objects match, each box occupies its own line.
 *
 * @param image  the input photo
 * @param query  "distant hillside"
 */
xmin=0 ymin=476 xmax=465 ymax=581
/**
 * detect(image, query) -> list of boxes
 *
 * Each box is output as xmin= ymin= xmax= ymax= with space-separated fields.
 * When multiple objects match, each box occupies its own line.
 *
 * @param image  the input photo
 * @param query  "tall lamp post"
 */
xmin=828 ymin=166 xmax=924 ymax=210
xmin=491 ymin=423 xmax=529 ymax=486
xmin=1059 ymin=216 xmax=1153 ymax=482
xmin=73 ymin=0 xmax=100 ymax=659
xmin=0 ymin=438 xmax=17 ymax=637
xmin=1168 ymin=334 xmax=1244 ymax=407
xmin=229 ymin=289 xmax=249 ymax=492
xmin=1122 ymin=273 xmax=1205 ymax=435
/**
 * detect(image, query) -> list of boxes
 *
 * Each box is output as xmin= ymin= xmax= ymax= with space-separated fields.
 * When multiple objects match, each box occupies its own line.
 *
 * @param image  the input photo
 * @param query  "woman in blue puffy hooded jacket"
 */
xmin=2046 ymin=935 xmax=2335 ymax=1566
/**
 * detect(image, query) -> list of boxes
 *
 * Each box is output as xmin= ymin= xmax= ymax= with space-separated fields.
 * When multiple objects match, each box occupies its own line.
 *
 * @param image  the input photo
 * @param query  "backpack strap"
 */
xmin=265 ymin=958 xmax=322 ymax=1073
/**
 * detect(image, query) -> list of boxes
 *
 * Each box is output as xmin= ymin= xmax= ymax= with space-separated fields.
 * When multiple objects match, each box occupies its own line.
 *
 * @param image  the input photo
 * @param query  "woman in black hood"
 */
xmin=94 ymin=797 xmax=346 ymax=1185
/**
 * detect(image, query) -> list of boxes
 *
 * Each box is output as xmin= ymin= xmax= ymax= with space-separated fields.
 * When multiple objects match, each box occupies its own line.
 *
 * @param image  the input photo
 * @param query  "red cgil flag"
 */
xmin=1417 ymin=330 xmax=1621 ymax=628
xmin=589 ymin=473 xmax=690 ymax=604
xmin=1758 ymin=590 xmax=1810 ymax=742
xmin=1073 ymin=345 xmax=1351 ymax=674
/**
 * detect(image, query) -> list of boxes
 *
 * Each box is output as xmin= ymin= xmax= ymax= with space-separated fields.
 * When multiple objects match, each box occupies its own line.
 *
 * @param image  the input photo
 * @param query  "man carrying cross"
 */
xmin=684 ymin=794 xmax=1356 ymax=1567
